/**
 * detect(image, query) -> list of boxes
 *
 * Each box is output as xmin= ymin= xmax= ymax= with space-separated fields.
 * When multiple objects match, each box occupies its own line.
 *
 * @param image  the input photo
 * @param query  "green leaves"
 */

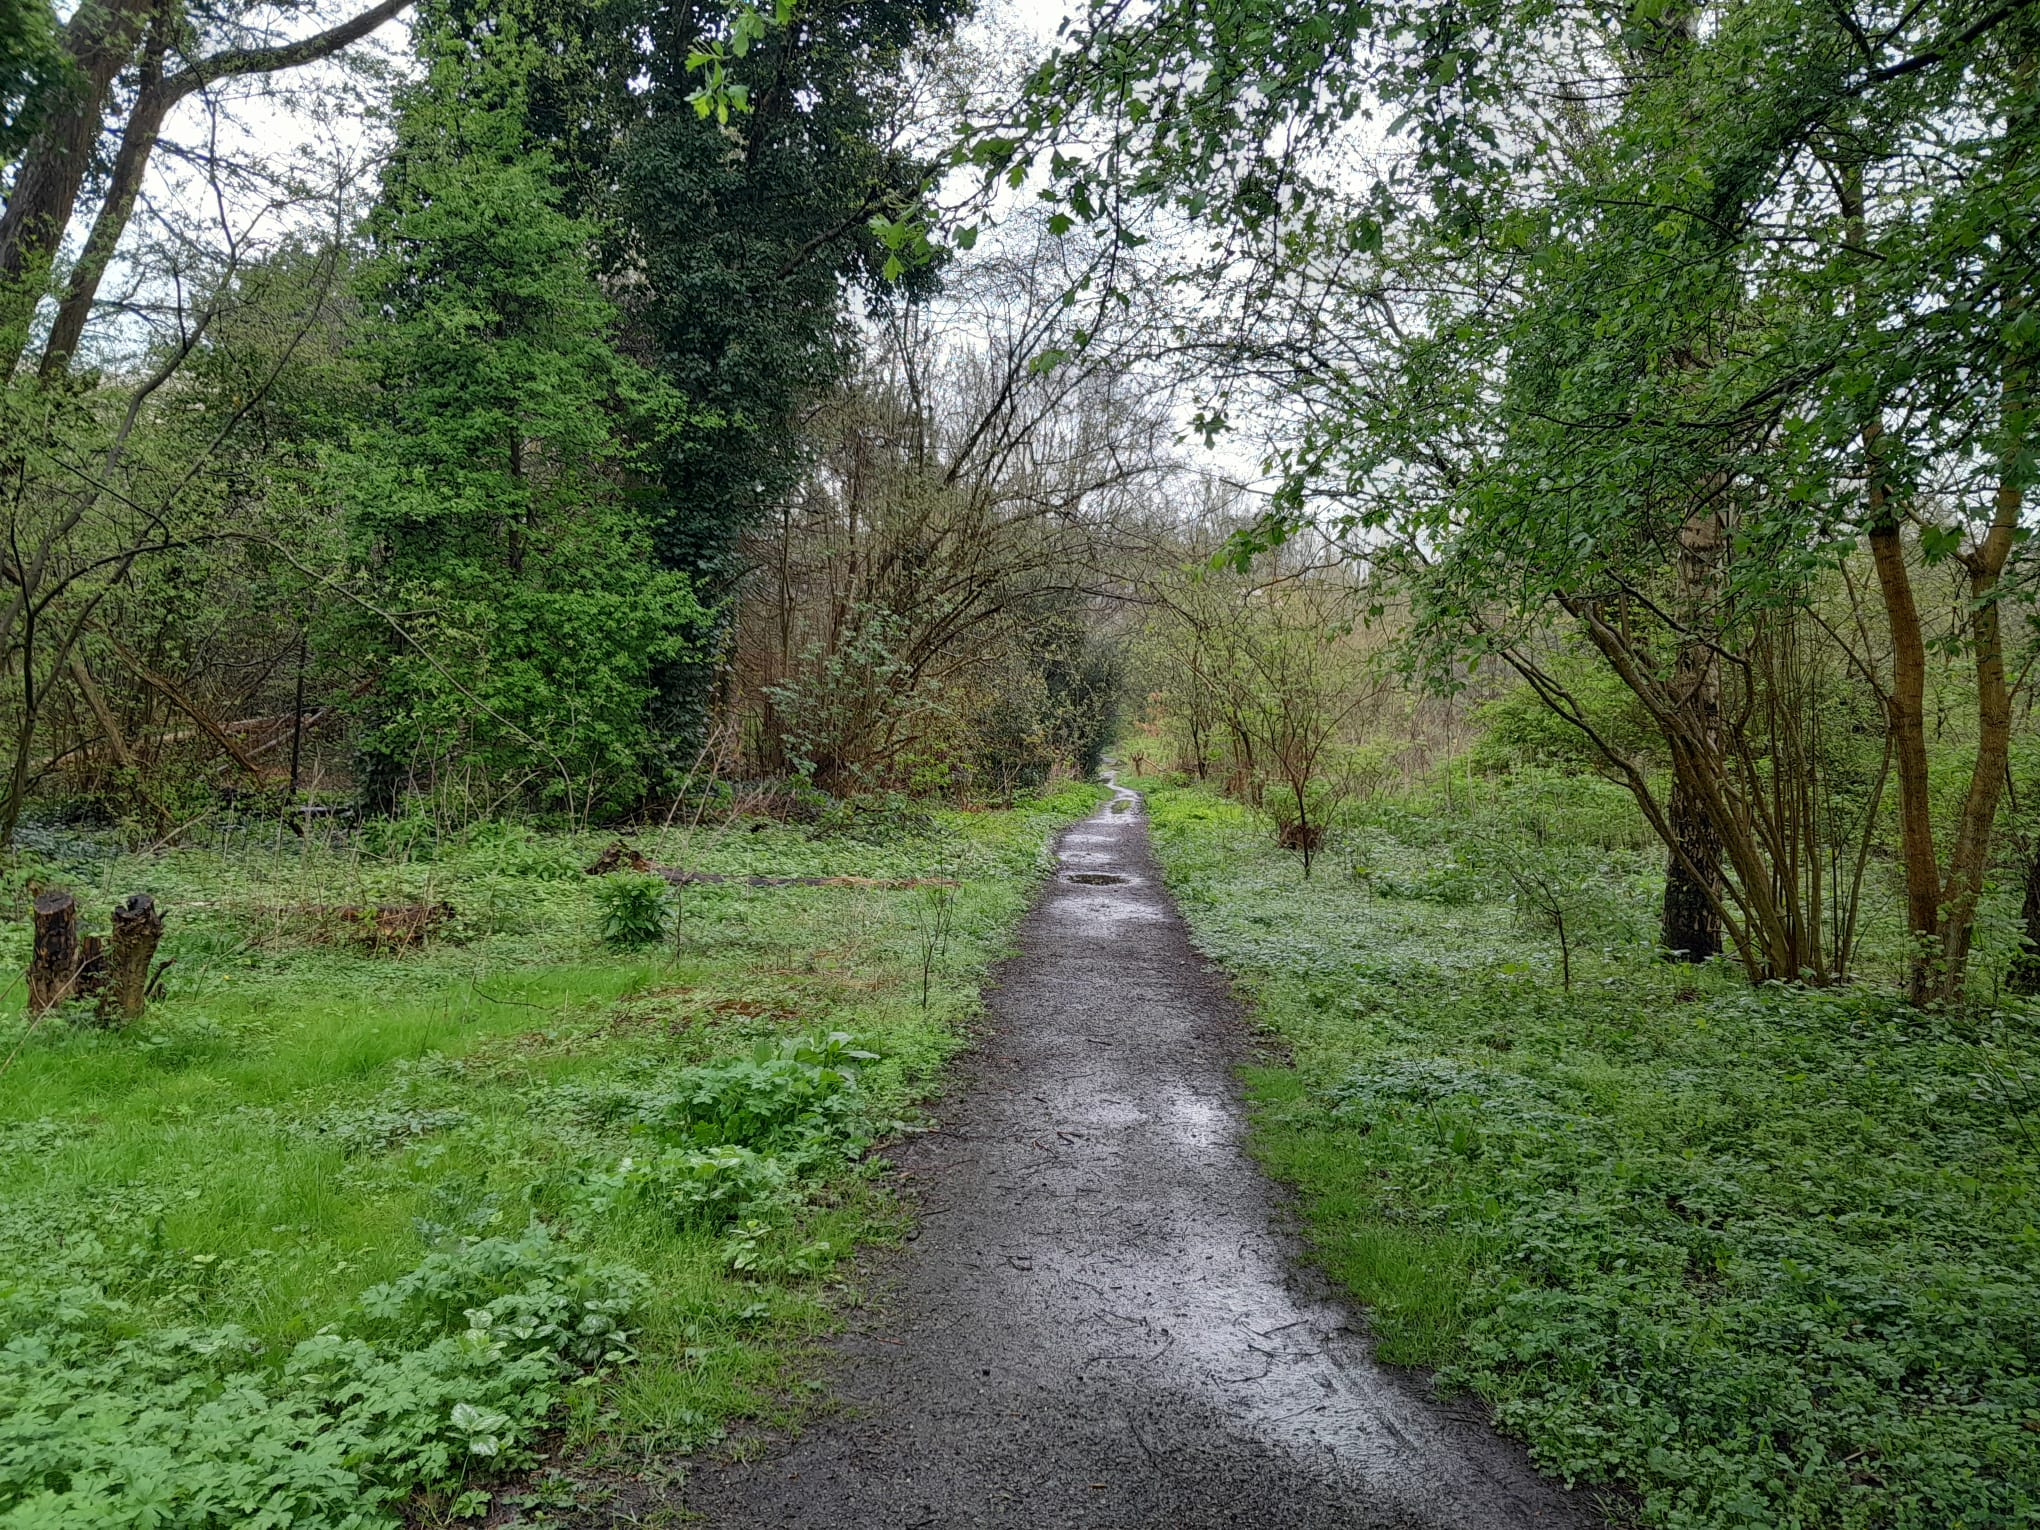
xmin=1918 ymin=522 xmax=1965 ymax=563
xmin=868 ymin=209 xmax=937 ymax=283
xmin=683 ymin=3 xmax=788 ymax=120
xmin=593 ymin=874 xmax=672 ymax=948
xmin=343 ymin=23 xmax=705 ymax=816
xmin=1209 ymin=512 xmax=1295 ymax=575
xmin=0 ymin=1226 xmax=645 ymax=1526
xmin=632 ymin=1031 xmax=880 ymax=1158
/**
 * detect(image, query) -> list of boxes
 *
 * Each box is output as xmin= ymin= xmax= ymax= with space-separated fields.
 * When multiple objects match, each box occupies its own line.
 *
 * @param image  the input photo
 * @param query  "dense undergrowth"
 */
xmin=0 ymin=783 xmax=1101 ymax=1526
xmin=1142 ymin=774 xmax=2040 ymax=1530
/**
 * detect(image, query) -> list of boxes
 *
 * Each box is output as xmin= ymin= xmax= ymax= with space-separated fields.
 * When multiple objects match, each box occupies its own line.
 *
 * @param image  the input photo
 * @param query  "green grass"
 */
xmin=1141 ymin=774 xmax=2040 ymax=1530
xmin=0 ymin=782 xmax=1103 ymax=1525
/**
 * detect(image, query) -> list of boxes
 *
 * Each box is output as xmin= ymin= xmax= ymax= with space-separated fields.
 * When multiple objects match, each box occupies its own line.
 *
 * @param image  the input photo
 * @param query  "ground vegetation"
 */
xmin=1145 ymin=772 xmax=2040 ymax=1529
xmin=0 ymin=781 xmax=1099 ymax=1523
xmin=2 ymin=0 xmax=2038 ymax=1523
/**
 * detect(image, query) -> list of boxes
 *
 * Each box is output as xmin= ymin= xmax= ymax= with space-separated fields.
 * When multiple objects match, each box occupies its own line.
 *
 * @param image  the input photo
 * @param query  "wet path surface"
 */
xmin=679 ymin=783 xmax=1597 ymax=1529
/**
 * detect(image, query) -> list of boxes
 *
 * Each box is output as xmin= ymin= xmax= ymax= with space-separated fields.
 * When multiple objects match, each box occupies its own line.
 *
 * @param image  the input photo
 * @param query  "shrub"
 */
xmin=593 ymin=873 xmax=670 ymax=948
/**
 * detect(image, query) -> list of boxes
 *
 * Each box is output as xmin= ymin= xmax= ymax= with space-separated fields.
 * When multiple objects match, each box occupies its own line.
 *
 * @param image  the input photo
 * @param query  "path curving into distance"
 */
xmin=679 ymin=779 xmax=1598 ymax=1529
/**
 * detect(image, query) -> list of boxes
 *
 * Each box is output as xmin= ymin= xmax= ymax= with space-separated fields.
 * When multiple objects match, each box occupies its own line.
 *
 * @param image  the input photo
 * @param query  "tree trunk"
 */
xmin=99 ymin=892 xmax=164 ymax=1023
xmin=0 ymin=0 xmax=158 ymax=368
xmin=37 ymin=72 xmax=173 ymax=379
xmin=1660 ymin=777 xmax=1722 ymax=960
xmin=28 ymin=890 xmax=104 ymax=1013
xmin=1567 ymin=596 xmax=1796 ymax=981
xmin=1863 ymin=438 xmax=1941 ymax=1005
xmin=1661 ymin=500 xmax=1725 ymax=963
xmin=1927 ymin=220 xmax=2031 ymax=1002
xmin=2000 ymin=29 xmax=2040 ymax=1003
xmin=1929 ymin=558 xmax=2014 ymax=1002
xmin=2 ymin=631 xmax=41 ymax=850
xmin=67 ymin=652 xmax=135 ymax=770
xmin=1836 ymin=160 xmax=1942 ymax=1001
xmin=1294 ymin=776 xmax=1313 ymax=878
xmin=24 ymin=0 xmax=413 ymax=377
xmin=2011 ymin=833 xmax=2040 ymax=997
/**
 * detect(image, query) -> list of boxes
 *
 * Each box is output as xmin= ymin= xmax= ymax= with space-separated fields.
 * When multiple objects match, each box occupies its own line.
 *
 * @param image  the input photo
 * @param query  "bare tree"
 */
xmin=734 ymin=224 xmax=1180 ymax=793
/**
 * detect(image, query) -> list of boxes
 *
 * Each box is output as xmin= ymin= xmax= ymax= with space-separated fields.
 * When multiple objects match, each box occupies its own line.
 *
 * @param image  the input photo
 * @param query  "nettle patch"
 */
xmin=564 ymin=1030 xmax=888 ymax=1280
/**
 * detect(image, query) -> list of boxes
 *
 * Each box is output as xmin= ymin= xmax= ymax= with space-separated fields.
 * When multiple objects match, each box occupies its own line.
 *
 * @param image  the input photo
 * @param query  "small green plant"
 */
xmin=585 ymin=1143 xmax=797 ymax=1229
xmin=633 ymin=1031 xmax=880 ymax=1157
xmin=914 ymin=880 xmax=958 ymax=1008
xmin=593 ymin=872 xmax=671 ymax=948
xmin=720 ymin=1220 xmax=840 ymax=1278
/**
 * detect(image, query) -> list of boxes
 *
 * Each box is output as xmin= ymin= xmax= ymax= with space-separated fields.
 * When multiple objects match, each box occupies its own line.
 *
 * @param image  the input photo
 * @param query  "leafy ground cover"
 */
xmin=0 ymin=783 xmax=1101 ymax=1526
xmin=1141 ymin=774 xmax=2040 ymax=1530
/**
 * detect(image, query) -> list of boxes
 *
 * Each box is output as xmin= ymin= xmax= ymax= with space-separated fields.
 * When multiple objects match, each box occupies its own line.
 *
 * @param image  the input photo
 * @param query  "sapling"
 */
xmin=595 ymin=873 xmax=671 ymax=948
xmin=914 ymin=876 xmax=959 ymax=1008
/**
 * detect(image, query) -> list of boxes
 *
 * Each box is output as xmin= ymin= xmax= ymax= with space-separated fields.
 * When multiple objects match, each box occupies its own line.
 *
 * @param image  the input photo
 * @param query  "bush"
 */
xmin=593 ymin=873 xmax=670 ymax=948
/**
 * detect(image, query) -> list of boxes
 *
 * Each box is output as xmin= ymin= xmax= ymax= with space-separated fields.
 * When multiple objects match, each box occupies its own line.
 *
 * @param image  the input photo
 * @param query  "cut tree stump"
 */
xmin=28 ymin=891 xmax=105 ymax=1014
xmin=101 ymin=893 xmax=165 ymax=1023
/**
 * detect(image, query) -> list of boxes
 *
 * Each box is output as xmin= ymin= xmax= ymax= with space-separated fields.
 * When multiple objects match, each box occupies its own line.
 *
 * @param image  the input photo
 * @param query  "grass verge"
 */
xmin=0 ymin=782 xmax=1102 ymax=1526
xmin=1142 ymin=774 xmax=2040 ymax=1530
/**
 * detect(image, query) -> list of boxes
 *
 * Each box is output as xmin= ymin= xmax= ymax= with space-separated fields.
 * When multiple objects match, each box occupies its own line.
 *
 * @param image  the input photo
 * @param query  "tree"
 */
xmin=0 ymin=0 xmax=413 ymax=376
xmin=1138 ymin=540 xmax=1386 ymax=878
xmin=732 ymin=225 xmax=1170 ymax=794
xmin=449 ymin=0 xmax=969 ymax=766
xmin=335 ymin=25 xmax=703 ymax=820
xmin=980 ymin=0 xmax=2040 ymax=1000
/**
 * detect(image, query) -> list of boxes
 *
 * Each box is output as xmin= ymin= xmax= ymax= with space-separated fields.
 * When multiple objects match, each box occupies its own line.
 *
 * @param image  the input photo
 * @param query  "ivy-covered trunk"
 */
xmin=1659 ymin=780 xmax=1722 ymax=962
xmin=1660 ymin=501 xmax=1725 ymax=964
xmin=2011 ymin=838 xmax=2040 ymax=997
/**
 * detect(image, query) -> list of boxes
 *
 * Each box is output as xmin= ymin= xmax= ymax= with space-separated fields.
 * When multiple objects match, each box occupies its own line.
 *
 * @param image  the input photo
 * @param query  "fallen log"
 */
xmin=291 ymin=900 xmax=457 ymax=951
xmin=585 ymin=840 xmax=653 ymax=876
xmin=662 ymin=870 xmax=959 ymax=890
xmin=99 ymin=633 xmax=264 ymax=777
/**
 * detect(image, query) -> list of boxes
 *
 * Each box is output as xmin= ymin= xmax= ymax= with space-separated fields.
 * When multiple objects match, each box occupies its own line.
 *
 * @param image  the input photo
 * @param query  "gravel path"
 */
xmin=679 ymin=783 xmax=1598 ymax=1528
